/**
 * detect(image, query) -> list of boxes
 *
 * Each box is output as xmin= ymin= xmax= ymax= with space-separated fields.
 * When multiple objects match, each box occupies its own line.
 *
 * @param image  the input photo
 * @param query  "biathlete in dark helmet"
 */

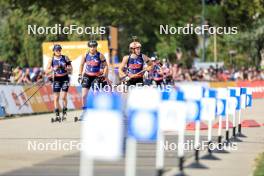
xmin=78 ymin=40 xmax=109 ymax=110
xmin=45 ymin=44 xmax=72 ymax=122
xmin=118 ymin=41 xmax=153 ymax=86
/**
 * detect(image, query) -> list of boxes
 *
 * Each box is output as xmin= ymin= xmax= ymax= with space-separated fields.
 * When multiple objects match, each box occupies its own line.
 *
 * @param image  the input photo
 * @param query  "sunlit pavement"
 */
xmin=0 ymin=99 xmax=263 ymax=176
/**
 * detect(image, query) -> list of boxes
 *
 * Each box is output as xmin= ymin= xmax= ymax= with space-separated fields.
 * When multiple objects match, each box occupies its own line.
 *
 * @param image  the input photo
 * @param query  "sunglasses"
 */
xmin=54 ymin=49 xmax=61 ymax=52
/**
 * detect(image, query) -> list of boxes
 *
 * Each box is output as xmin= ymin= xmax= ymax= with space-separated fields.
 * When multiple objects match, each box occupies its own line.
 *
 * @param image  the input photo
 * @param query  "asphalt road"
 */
xmin=0 ymin=98 xmax=263 ymax=176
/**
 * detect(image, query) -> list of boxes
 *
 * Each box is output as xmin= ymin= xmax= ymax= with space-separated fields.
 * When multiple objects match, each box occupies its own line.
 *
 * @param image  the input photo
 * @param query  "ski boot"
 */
xmin=62 ymin=107 xmax=67 ymax=121
xmin=74 ymin=109 xmax=86 ymax=122
xmin=74 ymin=106 xmax=85 ymax=122
xmin=51 ymin=109 xmax=61 ymax=123
xmin=74 ymin=116 xmax=79 ymax=122
xmin=74 ymin=111 xmax=83 ymax=122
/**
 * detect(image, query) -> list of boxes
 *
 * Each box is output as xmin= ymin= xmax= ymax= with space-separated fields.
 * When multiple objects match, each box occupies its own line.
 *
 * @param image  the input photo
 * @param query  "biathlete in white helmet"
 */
xmin=118 ymin=41 xmax=153 ymax=86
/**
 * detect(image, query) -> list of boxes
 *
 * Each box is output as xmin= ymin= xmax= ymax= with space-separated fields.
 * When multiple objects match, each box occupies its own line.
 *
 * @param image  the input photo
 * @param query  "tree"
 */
xmin=0 ymin=0 xmax=263 ymax=68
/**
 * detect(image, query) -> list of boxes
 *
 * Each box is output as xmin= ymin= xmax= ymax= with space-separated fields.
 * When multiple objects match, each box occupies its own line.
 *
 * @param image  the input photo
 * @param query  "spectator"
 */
xmin=22 ymin=68 xmax=32 ymax=84
xmin=6 ymin=65 xmax=264 ymax=84
xmin=13 ymin=67 xmax=23 ymax=83
xmin=31 ymin=67 xmax=41 ymax=82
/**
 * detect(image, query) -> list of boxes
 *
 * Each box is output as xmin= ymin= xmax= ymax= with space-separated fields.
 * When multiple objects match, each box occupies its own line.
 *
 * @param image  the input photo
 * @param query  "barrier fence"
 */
xmin=0 ymin=81 xmax=262 ymax=176
xmin=79 ymin=84 xmax=255 ymax=176
xmin=0 ymin=84 xmax=82 ymax=117
xmin=0 ymin=80 xmax=263 ymax=117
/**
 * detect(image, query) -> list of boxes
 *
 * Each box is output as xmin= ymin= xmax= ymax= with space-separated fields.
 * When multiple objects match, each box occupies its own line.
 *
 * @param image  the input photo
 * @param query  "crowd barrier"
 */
xmin=0 ymin=80 xmax=264 ymax=117
xmin=0 ymin=84 xmax=82 ymax=117
xmin=79 ymin=83 xmax=254 ymax=176
xmin=0 ymin=81 xmax=260 ymax=176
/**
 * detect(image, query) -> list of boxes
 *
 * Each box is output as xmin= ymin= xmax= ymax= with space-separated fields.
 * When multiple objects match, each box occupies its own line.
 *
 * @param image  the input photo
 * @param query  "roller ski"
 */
xmin=74 ymin=110 xmax=86 ymax=122
xmin=74 ymin=115 xmax=82 ymax=122
xmin=51 ymin=108 xmax=63 ymax=123
xmin=74 ymin=116 xmax=79 ymax=122
xmin=51 ymin=115 xmax=62 ymax=123
xmin=51 ymin=109 xmax=61 ymax=123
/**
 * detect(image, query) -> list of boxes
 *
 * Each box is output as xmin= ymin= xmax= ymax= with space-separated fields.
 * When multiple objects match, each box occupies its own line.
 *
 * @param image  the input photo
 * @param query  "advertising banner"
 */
xmin=210 ymin=81 xmax=264 ymax=99
xmin=1 ymin=80 xmax=264 ymax=116
xmin=236 ymin=81 xmax=264 ymax=99
xmin=0 ymin=85 xmax=33 ymax=115
xmin=0 ymin=85 xmax=82 ymax=116
xmin=38 ymin=85 xmax=54 ymax=112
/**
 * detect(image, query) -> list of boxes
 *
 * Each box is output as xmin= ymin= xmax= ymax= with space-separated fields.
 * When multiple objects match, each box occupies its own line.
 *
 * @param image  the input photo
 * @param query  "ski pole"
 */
xmin=18 ymin=81 xmax=46 ymax=110
xmin=16 ymin=79 xmax=45 ymax=98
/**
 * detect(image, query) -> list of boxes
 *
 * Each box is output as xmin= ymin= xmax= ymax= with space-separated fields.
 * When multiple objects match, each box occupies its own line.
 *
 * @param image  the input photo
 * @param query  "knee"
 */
xmin=82 ymin=91 xmax=88 ymax=99
xmin=54 ymin=95 xmax=59 ymax=101
xmin=62 ymin=95 xmax=67 ymax=101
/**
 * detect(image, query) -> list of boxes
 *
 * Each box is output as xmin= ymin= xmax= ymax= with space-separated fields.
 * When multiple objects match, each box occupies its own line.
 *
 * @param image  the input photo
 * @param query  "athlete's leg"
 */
xmin=53 ymin=80 xmax=62 ymax=119
xmin=78 ymin=74 xmax=96 ymax=120
xmin=81 ymin=74 xmax=95 ymax=108
xmin=54 ymin=92 xmax=60 ymax=116
xmin=61 ymin=91 xmax=68 ymax=111
xmin=54 ymin=92 xmax=60 ymax=108
xmin=61 ymin=79 xmax=69 ymax=111
xmin=82 ymin=87 xmax=89 ymax=108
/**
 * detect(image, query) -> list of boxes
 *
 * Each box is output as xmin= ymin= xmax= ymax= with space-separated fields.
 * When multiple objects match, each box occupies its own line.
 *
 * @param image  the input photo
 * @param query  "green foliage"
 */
xmin=0 ymin=0 xmax=264 ymax=67
xmin=222 ymin=0 xmax=264 ymax=29
xmin=0 ymin=4 xmax=53 ymax=66
xmin=205 ymin=5 xmax=226 ymax=26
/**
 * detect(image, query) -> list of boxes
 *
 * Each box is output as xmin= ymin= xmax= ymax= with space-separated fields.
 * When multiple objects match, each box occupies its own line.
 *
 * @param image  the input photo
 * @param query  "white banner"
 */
xmin=0 ymin=85 xmax=33 ymax=114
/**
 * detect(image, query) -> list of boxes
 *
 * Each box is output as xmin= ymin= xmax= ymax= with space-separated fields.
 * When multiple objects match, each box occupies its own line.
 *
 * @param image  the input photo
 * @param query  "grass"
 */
xmin=254 ymin=152 xmax=264 ymax=176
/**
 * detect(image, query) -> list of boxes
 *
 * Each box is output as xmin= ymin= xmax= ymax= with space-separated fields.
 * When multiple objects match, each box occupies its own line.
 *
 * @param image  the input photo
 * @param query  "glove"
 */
xmin=98 ymin=74 xmax=106 ymax=81
xmin=122 ymin=76 xmax=130 ymax=82
xmin=78 ymin=74 xmax=82 ymax=84
xmin=47 ymin=75 xmax=53 ymax=83
xmin=125 ymin=76 xmax=130 ymax=81
xmin=44 ymin=71 xmax=53 ymax=82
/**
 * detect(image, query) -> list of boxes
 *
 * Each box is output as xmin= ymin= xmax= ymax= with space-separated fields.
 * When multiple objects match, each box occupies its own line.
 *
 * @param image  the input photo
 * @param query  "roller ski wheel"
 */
xmin=74 ymin=117 xmax=79 ymax=122
xmin=51 ymin=116 xmax=61 ymax=123
xmin=56 ymin=116 xmax=61 ymax=123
